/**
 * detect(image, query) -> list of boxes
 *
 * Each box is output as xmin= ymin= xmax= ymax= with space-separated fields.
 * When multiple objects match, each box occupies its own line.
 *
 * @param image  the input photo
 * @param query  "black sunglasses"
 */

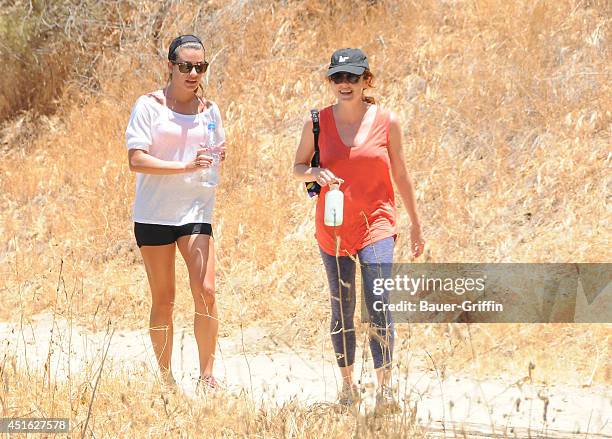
xmin=330 ymin=72 xmax=362 ymax=84
xmin=172 ymin=61 xmax=209 ymax=74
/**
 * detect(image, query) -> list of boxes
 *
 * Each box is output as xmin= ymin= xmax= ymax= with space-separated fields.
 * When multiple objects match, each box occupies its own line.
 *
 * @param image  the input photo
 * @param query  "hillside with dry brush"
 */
xmin=0 ymin=0 xmax=610 ymax=437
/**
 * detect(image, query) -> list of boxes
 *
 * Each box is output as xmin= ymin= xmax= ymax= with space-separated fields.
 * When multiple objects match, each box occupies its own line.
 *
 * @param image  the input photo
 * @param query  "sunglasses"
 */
xmin=172 ymin=61 xmax=209 ymax=74
xmin=330 ymin=72 xmax=362 ymax=84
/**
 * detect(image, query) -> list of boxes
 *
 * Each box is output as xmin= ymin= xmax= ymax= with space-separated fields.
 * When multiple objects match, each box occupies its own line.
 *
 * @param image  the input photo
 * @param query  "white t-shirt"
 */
xmin=125 ymin=91 xmax=225 ymax=225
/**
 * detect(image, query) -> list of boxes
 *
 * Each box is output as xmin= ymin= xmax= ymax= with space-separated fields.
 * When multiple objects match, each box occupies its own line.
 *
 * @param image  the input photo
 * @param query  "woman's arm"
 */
xmin=126 ymin=96 xmax=211 ymax=175
xmin=293 ymin=118 xmax=341 ymax=186
xmin=387 ymin=112 xmax=425 ymax=257
xmin=128 ymin=148 xmax=208 ymax=175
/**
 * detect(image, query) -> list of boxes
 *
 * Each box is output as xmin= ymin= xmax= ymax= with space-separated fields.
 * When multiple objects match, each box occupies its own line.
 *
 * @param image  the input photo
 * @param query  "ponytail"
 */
xmin=362 ymin=95 xmax=376 ymax=104
xmin=362 ymin=69 xmax=376 ymax=104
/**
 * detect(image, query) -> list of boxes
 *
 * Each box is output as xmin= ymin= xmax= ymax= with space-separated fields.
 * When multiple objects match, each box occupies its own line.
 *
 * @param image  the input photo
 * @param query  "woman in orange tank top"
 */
xmin=293 ymin=48 xmax=425 ymax=413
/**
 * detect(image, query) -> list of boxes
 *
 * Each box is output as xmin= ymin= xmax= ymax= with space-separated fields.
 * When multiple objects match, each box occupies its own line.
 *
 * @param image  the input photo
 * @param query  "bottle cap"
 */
xmin=207 ymin=122 xmax=216 ymax=130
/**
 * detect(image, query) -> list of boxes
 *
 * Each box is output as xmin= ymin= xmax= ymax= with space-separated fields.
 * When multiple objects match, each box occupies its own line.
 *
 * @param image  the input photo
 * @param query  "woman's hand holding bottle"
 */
xmin=199 ymin=143 xmax=225 ymax=167
xmin=186 ymin=148 xmax=213 ymax=171
xmin=197 ymin=142 xmax=225 ymax=187
xmin=313 ymin=168 xmax=344 ymax=186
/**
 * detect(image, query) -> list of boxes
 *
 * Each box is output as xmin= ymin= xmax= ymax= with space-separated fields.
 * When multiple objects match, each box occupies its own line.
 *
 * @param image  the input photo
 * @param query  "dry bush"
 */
xmin=0 ymin=0 xmax=171 ymax=120
xmin=0 ymin=352 xmax=424 ymax=438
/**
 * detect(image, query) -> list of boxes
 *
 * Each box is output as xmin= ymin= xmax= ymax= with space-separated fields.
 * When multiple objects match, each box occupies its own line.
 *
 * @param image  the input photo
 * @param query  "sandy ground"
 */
xmin=1 ymin=313 xmax=610 ymax=438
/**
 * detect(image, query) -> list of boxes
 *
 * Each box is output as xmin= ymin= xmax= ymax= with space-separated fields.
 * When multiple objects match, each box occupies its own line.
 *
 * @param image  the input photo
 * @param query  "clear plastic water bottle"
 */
xmin=200 ymin=122 xmax=220 ymax=187
xmin=324 ymin=182 xmax=344 ymax=226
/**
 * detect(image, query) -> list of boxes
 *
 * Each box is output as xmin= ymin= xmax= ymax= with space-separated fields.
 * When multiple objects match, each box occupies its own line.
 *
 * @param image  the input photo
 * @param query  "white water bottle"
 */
xmin=200 ymin=122 xmax=220 ymax=187
xmin=324 ymin=182 xmax=344 ymax=226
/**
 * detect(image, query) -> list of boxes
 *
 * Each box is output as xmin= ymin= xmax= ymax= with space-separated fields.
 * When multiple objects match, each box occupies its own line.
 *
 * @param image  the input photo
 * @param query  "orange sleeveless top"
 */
xmin=315 ymin=105 xmax=397 ymax=256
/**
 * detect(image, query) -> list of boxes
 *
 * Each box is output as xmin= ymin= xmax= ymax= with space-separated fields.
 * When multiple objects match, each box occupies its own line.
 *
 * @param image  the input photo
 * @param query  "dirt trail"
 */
xmin=2 ymin=313 xmax=610 ymax=438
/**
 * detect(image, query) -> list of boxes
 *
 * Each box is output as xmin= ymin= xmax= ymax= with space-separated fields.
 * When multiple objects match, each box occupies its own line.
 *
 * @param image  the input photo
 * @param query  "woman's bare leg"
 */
xmin=375 ymin=367 xmax=391 ymax=387
xmin=177 ymin=234 xmax=217 ymax=378
xmin=140 ymin=244 xmax=176 ymax=383
xmin=340 ymin=365 xmax=354 ymax=385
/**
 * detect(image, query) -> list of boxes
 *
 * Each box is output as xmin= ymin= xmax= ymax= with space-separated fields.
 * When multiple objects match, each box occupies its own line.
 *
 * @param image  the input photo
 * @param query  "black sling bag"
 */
xmin=305 ymin=109 xmax=321 ymax=197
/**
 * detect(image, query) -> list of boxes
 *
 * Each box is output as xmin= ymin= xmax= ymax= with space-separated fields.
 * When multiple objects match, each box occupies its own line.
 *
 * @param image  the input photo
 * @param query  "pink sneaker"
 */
xmin=196 ymin=375 xmax=222 ymax=395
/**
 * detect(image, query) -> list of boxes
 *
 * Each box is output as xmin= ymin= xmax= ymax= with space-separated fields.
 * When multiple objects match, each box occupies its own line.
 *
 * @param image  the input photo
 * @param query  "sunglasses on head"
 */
xmin=330 ymin=72 xmax=362 ymax=84
xmin=172 ymin=60 xmax=209 ymax=74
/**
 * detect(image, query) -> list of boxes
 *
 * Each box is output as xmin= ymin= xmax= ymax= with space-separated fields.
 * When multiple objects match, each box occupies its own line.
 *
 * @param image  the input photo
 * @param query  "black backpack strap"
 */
xmin=310 ymin=109 xmax=320 ymax=167
xmin=305 ymin=109 xmax=321 ymax=197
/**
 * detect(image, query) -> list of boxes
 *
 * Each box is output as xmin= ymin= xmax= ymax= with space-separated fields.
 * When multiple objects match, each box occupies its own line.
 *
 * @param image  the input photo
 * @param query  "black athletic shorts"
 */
xmin=134 ymin=222 xmax=213 ymax=247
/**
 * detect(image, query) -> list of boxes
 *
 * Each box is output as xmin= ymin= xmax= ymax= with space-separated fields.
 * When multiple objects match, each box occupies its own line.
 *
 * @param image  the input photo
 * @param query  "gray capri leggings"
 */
xmin=319 ymin=236 xmax=395 ymax=369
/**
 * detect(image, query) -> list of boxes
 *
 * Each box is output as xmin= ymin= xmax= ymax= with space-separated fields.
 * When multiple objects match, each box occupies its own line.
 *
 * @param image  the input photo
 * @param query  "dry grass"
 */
xmin=0 ymin=0 xmax=610 ymax=436
xmin=0 ymin=354 xmax=424 ymax=438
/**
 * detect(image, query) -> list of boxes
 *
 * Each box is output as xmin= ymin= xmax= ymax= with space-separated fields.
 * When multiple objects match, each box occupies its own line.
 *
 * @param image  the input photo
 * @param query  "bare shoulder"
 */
xmin=142 ymin=89 xmax=165 ymax=105
xmin=301 ymin=115 xmax=314 ymax=133
xmin=385 ymin=109 xmax=403 ymax=147
xmin=302 ymin=106 xmax=328 ymax=132
xmin=386 ymin=109 xmax=401 ymax=127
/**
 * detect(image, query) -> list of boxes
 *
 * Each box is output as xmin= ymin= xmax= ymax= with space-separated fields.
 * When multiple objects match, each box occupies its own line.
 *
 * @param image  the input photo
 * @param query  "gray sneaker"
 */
xmin=375 ymin=385 xmax=401 ymax=415
xmin=337 ymin=382 xmax=360 ymax=407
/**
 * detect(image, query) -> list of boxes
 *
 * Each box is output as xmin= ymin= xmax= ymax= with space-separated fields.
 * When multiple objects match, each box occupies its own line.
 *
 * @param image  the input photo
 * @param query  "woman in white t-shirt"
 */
xmin=125 ymin=34 xmax=225 ymax=392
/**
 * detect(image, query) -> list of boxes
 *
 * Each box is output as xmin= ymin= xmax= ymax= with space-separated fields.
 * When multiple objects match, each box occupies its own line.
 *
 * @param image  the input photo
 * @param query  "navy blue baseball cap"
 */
xmin=168 ymin=35 xmax=203 ymax=61
xmin=327 ymin=48 xmax=369 ymax=76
